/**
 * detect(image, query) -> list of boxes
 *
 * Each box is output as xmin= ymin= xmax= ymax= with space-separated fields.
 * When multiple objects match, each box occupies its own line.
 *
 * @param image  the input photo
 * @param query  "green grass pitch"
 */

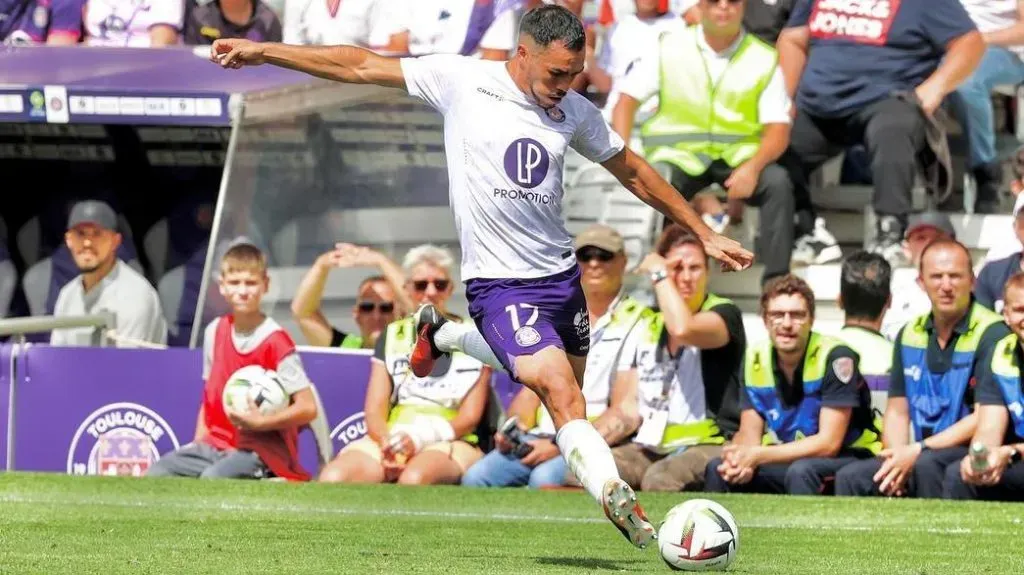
xmin=1 ymin=472 xmax=1023 ymax=574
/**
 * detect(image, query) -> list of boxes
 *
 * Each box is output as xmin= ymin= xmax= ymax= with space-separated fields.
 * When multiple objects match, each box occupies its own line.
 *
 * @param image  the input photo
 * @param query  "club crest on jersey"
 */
xmin=833 ymin=357 xmax=855 ymax=384
xmin=330 ymin=411 xmax=368 ymax=450
xmin=515 ymin=326 xmax=542 ymax=347
xmin=545 ymin=106 xmax=565 ymax=123
xmin=67 ymin=402 xmax=179 ymax=477
xmin=503 ymin=138 xmax=550 ymax=189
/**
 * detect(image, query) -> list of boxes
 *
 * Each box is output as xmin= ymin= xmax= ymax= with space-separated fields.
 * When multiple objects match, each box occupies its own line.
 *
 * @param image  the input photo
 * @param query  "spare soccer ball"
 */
xmin=658 ymin=499 xmax=738 ymax=571
xmin=222 ymin=365 xmax=289 ymax=416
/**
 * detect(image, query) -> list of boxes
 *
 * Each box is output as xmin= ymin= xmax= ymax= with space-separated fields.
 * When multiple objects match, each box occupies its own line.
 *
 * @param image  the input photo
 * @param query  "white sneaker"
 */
xmin=601 ymin=479 xmax=657 ymax=549
xmin=702 ymin=212 xmax=730 ymax=234
xmin=791 ymin=217 xmax=843 ymax=266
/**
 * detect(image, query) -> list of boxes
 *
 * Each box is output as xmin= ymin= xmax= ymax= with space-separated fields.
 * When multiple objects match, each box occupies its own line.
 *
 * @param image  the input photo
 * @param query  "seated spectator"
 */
xmin=946 ymin=272 xmax=1024 ymax=501
xmin=147 ymin=241 xmax=318 ymax=480
xmin=281 ymin=0 xmax=402 ymax=49
xmin=976 ymin=193 xmax=1024 ymax=312
xmin=390 ymin=0 xmax=519 ymax=60
xmin=982 ymin=148 xmax=1024 ymax=265
xmin=836 ymin=240 xmax=1008 ymax=499
xmin=705 ymin=275 xmax=880 ymax=496
xmin=613 ymin=0 xmax=796 ymax=285
xmin=1 ymin=0 xmax=84 ymax=45
xmin=84 ymin=0 xmax=184 ymax=46
xmin=838 ymin=252 xmax=894 ymax=400
xmin=50 ymin=201 xmax=167 ymax=348
xmin=184 ymin=0 xmax=282 ymax=45
xmin=952 ymin=0 xmax=1024 ymax=213
xmin=777 ymin=0 xmax=983 ymax=266
xmin=881 ymin=212 xmax=957 ymax=340
xmin=615 ymin=226 xmax=745 ymax=492
xmin=290 ymin=243 xmax=410 ymax=350
xmin=319 ymin=245 xmax=491 ymax=485
xmin=462 ymin=225 xmax=649 ymax=489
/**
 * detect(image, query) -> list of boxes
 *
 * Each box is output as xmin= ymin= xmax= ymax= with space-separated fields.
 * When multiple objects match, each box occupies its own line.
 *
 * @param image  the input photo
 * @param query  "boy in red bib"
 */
xmin=147 ymin=241 xmax=318 ymax=480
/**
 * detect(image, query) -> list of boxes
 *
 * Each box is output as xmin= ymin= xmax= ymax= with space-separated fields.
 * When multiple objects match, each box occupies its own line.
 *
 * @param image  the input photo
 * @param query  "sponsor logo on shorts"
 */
xmin=573 ymin=309 xmax=589 ymax=339
xmin=514 ymin=326 xmax=542 ymax=347
xmin=67 ymin=402 xmax=180 ymax=477
xmin=503 ymin=138 xmax=550 ymax=189
xmin=330 ymin=411 xmax=368 ymax=451
xmin=492 ymin=187 xmax=556 ymax=204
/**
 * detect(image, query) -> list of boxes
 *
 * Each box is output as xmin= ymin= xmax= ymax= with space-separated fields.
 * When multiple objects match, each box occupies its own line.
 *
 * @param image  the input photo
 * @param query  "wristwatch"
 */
xmin=1009 ymin=446 xmax=1023 ymax=464
xmin=649 ymin=268 xmax=669 ymax=285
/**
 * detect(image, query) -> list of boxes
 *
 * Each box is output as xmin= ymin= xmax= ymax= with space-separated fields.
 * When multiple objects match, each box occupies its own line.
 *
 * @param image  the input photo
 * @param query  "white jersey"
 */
xmin=282 ymin=0 xmax=399 ymax=48
xmin=401 ymin=55 xmax=626 ymax=280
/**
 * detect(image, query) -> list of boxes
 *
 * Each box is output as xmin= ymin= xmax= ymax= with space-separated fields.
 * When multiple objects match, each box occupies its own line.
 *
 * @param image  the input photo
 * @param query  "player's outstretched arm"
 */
xmin=210 ymin=38 xmax=406 ymax=90
xmin=601 ymin=148 xmax=754 ymax=271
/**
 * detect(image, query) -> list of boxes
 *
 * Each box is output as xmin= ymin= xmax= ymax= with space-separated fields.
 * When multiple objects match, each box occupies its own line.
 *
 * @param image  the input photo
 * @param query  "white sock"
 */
xmin=434 ymin=321 xmax=507 ymax=373
xmin=555 ymin=419 xmax=622 ymax=504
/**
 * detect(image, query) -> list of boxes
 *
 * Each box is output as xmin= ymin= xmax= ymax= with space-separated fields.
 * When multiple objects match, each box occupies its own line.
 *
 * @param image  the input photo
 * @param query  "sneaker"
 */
xmin=791 ymin=217 xmax=843 ymax=266
xmin=869 ymin=215 xmax=908 ymax=268
xmin=601 ymin=478 xmax=657 ymax=549
xmin=702 ymin=212 xmax=730 ymax=234
xmin=410 ymin=303 xmax=447 ymax=378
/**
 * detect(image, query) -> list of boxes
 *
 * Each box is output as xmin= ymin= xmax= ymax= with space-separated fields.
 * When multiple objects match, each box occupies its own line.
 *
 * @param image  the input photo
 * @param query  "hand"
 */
xmin=494 ymin=432 xmax=513 ymax=454
xmin=723 ymin=443 xmax=762 ymax=471
xmin=635 ymin=253 xmax=667 ymax=275
xmin=724 ymin=162 xmax=761 ymax=201
xmin=703 ymin=233 xmax=754 ymax=272
xmin=226 ymin=397 xmax=269 ymax=432
xmin=519 ymin=439 xmax=560 ymax=468
xmin=914 ymin=82 xmax=944 ymax=117
xmin=874 ymin=444 xmax=921 ymax=496
xmin=716 ymin=456 xmax=755 ymax=485
xmin=381 ymin=432 xmax=416 ymax=461
xmin=965 ymin=446 xmax=1013 ymax=486
xmin=211 ymin=38 xmax=266 ymax=69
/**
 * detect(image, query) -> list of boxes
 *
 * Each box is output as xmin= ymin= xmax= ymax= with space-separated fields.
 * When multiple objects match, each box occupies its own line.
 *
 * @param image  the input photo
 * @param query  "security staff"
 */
xmin=838 ymin=251 xmax=894 ymax=409
xmin=705 ymin=275 xmax=880 ymax=495
xmin=835 ymin=240 xmax=1009 ymax=499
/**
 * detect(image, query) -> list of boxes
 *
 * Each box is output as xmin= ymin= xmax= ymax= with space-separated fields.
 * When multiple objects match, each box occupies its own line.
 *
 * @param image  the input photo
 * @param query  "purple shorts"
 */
xmin=466 ymin=265 xmax=590 ymax=377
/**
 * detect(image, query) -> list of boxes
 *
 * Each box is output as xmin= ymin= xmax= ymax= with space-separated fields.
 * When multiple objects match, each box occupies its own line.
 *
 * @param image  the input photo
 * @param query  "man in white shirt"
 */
xmin=211 ymin=4 xmax=751 ymax=550
xmin=281 ymin=0 xmax=401 ymax=49
xmin=611 ymin=0 xmax=795 ymax=285
xmin=391 ymin=0 xmax=520 ymax=60
xmin=84 ymin=0 xmax=184 ymax=47
xmin=954 ymin=0 xmax=1024 ymax=213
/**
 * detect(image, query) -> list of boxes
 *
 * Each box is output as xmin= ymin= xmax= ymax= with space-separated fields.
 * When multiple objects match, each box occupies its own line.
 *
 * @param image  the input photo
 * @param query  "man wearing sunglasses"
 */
xmin=612 ymin=0 xmax=797 ymax=287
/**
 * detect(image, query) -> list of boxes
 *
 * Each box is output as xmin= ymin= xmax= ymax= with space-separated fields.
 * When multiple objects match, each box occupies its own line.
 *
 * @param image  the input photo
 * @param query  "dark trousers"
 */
xmin=656 ymin=160 xmax=795 ymax=284
xmin=943 ymin=459 xmax=1024 ymax=501
xmin=704 ymin=456 xmax=858 ymax=495
xmin=834 ymin=446 xmax=966 ymax=499
xmin=784 ymin=96 xmax=927 ymax=230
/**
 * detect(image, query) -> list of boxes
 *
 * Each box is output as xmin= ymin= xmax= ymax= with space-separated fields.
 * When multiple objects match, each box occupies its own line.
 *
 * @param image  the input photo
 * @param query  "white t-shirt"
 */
xmin=960 ymin=0 xmax=1024 ymax=60
xmin=84 ymin=0 xmax=184 ymax=47
xmin=881 ymin=268 xmax=931 ymax=341
xmin=618 ymin=27 xmax=792 ymax=125
xmin=282 ymin=0 xmax=398 ymax=48
xmin=598 ymin=13 xmax=686 ymax=122
xmin=397 ymin=0 xmax=517 ymax=57
xmin=401 ymin=54 xmax=626 ymax=280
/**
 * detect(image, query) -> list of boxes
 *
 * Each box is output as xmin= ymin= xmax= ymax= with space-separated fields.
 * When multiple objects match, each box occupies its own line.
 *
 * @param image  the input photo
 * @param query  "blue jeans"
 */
xmin=461 ymin=438 xmax=567 ymax=489
xmin=953 ymin=46 xmax=1024 ymax=168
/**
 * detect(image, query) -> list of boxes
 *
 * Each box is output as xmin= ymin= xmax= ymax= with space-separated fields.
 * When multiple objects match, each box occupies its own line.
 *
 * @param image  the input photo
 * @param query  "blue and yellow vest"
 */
xmin=744 ymin=332 xmax=880 ymax=453
xmin=899 ymin=303 xmax=1002 ymax=441
xmin=989 ymin=333 xmax=1024 ymax=439
xmin=839 ymin=326 xmax=892 ymax=392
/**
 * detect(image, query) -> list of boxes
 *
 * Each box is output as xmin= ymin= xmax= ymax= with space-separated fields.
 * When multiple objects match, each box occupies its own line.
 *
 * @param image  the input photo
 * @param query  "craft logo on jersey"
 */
xmin=808 ymin=0 xmax=900 ymax=46
xmin=503 ymin=138 xmax=550 ymax=189
xmin=330 ymin=411 xmax=368 ymax=451
xmin=67 ymin=402 xmax=179 ymax=477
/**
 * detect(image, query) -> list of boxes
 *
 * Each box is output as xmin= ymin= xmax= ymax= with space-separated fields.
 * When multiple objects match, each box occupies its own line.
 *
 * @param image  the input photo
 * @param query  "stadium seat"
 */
xmin=16 ymin=216 xmax=41 ymax=267
xmin=158 ymin=265 xmax=185 ymax=343
xmin=22 ymin=257 xmax=51 ymax=316
xmin=143 ymin=218 xmax=170 ymax=281
xmin=0 ymin=260 xmax=16 ymax=319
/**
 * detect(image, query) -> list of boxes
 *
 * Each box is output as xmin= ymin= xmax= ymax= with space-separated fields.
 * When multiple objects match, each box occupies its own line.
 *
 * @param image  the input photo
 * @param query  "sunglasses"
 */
xmin=412 ymin=279 xmax=450 ymax=292
xmin=576 ymin=247 xmax=616 ymax=263
xmin=357 ymin=301 xmax=395 ymax=314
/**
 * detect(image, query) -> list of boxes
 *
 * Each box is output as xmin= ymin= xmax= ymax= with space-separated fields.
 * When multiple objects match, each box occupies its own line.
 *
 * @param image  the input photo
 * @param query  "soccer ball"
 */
xmin=657 ymin=499 xmax=738 ymax=571
xmin=222 ymin=365 xmax=289 ymax=415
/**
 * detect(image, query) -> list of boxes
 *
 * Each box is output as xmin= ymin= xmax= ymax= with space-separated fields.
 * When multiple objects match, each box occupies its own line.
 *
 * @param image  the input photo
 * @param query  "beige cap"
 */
xmin=574 ymin=224 xmax=624 ymax=253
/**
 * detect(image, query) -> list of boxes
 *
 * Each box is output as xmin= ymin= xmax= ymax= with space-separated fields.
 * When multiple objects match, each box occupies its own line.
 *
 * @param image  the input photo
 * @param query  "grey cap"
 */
xmin=905 ymin=211 xmax=955 ymax=239
xmin=67 ymin=200 xmax=117 ymax=231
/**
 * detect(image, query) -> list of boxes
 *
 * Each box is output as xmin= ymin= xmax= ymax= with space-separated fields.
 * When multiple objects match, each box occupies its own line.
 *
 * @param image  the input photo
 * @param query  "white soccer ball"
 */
xmin=222 ymin=365 xmax=289 ymax=416
xmin=658 ymin=499 xmax=739 ymax=571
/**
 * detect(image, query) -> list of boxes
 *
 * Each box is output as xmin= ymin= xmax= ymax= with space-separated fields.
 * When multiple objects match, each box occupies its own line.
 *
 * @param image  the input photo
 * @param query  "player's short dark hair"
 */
xmin=519 ymin=4 xmax=587 ymax=52
xmin=919 ymin=238 xmax=973 ymax=274
xmin=760 ymin=274 xmax=816 ymax=319
xmin=840 ymin=251 xmax=891 ymax=321
xmin=655 ymin=224 xmax=706 ymax=260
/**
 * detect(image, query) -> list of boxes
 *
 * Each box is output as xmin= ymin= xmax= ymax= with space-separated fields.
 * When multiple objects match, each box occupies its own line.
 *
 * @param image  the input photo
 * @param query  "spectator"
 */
xmin=319 ymin=245 xmax=491 ymax=485
xmin=982 ymin=147 xmax=1024 ymax=265
xmin=0 ymin=0 xmax=84 ymax=45
xmin=50 ymin=201 xmax=167 ymax=348
xmin=184 ymin=0 xmax=282 ymax=45
xmin=461 ymin=225 xmax=649 ymax=489
xmin=777 ymin=0 xmax=984 ymax=266
xmin=290 ymin=243 xmax=410 ymax=350
xmin=953 ymin=0 xmax=1024 ymax=213
xmin=975 ymin=193 xmax=1024 ymax=312
xmin=705 ymin=275 xmax=880 ymax=495
xmin=84 ymin=0 xmax=185 ymax=46
xmin=613 ymin=0 xmax=796 ymax=285
xmin=281 ymin=0 xmax=402 ymax=49
xmin=881 ymin=211 xmax=958 ymax=340
xmin=743 ymin=0 xmax=793 ymax=44
xmin=835 ymin=240 xmax=1008 ymax=498
xmin=838 ymin=252 xmax=894 ymax=405
xmin=616 ymin=226 xmax=746 ymax=492
xmin=946 ymin=271 xmax=1024 ymax=500
xmin=391 ymin=0 xmax=521 ymax=60
xmin=147 ymin=241 xmax=318 ymax=480
xmin=0 ymin=237 xmax=14 ymax=319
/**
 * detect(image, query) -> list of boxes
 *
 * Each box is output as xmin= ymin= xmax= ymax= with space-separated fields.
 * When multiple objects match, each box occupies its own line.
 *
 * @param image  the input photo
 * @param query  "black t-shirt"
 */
xmin=184 ymin=0 xmax=282 ymax=45
xmin=698 ymin=301 xmax=747 ymax=438
xmin=743 ymin=0 xmax=795 ymax=44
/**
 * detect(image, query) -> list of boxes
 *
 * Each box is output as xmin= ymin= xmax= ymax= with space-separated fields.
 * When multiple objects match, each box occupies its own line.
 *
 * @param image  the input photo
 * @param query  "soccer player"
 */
xmin=210 ymin=4 xmax=752 ymax=548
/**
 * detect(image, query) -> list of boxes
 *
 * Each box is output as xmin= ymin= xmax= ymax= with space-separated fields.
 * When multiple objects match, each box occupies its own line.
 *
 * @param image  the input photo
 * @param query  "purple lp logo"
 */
xmin=503 ymin=138 xmax=550 ymax=189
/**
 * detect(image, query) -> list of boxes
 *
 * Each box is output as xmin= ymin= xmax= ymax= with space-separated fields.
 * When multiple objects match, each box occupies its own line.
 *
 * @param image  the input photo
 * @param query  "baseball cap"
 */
xmin=67 ymin=200 xmax=118 ymax=231
xmin=574 ymin=224 xmax=624 ymax=253
xmin=904 ymin=211 xmax=955 ymax=240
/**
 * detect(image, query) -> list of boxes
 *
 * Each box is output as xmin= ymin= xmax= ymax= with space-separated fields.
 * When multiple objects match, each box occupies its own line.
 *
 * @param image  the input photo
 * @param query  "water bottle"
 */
xmin=970 ymin=441 xmax=990 ymax=472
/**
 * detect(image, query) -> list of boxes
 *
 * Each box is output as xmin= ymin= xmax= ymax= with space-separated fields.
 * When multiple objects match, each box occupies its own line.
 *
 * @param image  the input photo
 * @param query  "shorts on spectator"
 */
xmin=341 ymin=437 xmax=482 ymax=474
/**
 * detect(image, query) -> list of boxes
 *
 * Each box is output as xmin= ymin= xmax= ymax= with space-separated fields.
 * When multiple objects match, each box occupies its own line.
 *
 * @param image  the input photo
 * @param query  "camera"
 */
xmin=499 ymin=416 xmax=534 ymax=459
